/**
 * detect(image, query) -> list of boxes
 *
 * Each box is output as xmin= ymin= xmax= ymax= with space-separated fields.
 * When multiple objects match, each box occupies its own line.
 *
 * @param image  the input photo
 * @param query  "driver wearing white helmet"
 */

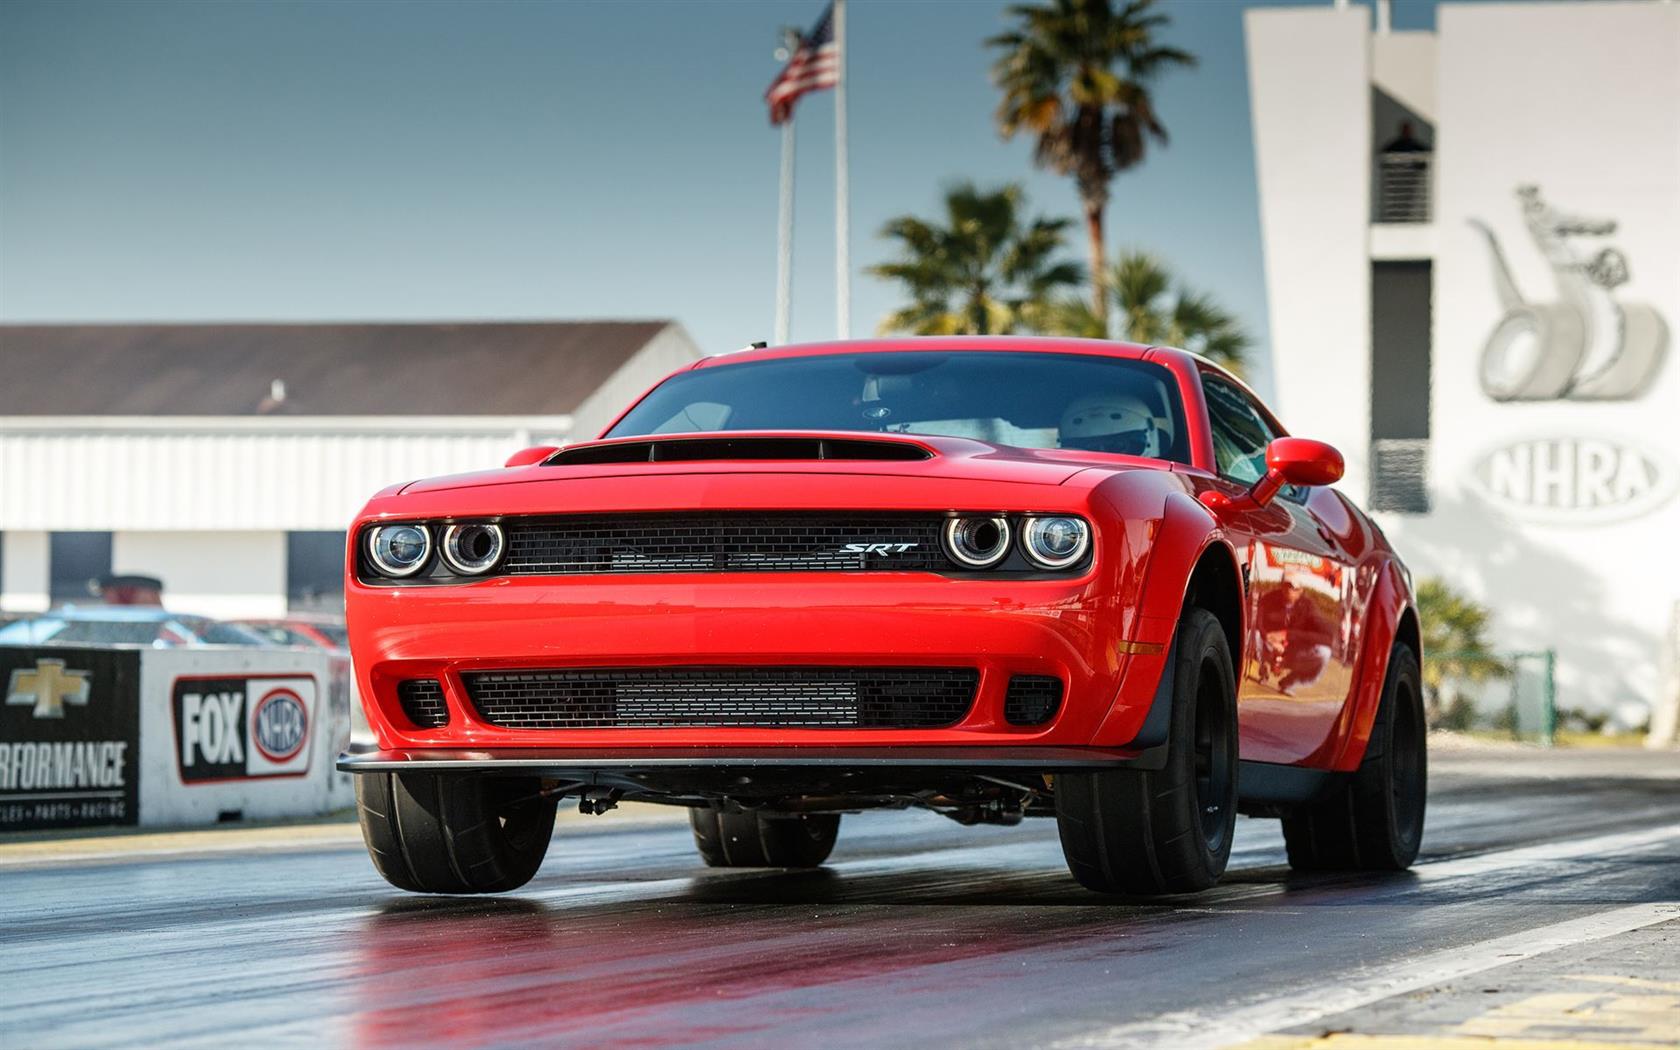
xmin=1058 ymin=392 xmax=1173 ymax=458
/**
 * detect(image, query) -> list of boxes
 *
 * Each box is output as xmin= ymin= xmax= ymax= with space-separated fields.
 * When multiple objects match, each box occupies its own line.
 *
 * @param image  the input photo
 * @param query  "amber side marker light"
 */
xmin=1115 ymin=641 xmax=1166 ymax=656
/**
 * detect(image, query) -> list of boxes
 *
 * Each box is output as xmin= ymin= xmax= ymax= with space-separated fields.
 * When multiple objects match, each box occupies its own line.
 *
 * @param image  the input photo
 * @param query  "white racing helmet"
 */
xmin=1059 ymin=392 xmax=1172 ymax=457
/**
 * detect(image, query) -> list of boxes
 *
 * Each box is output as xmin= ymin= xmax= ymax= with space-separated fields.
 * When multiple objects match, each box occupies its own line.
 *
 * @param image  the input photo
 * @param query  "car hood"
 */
xmin=399 ymin=431 xmax=1168 ymax=496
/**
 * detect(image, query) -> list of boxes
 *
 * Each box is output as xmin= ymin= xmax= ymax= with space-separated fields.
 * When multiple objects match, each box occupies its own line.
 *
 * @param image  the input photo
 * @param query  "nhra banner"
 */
xmin=0 ymin=647 xmax=141 ymax=831
xmin=172 ymin=675 xmax=317 ymax=783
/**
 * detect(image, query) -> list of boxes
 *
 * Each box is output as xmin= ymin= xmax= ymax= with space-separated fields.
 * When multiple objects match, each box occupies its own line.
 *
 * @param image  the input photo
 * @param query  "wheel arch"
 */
xmin=1181 ymin=539 xmax=1244 ymax=668
xmin=1319 ymin=557 xmax=1418 ymax=771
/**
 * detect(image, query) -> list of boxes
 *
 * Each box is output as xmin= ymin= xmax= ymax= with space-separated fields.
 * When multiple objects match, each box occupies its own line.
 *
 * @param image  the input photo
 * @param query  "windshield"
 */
xmin=607 ymin=351 xmax=1189 ymax=462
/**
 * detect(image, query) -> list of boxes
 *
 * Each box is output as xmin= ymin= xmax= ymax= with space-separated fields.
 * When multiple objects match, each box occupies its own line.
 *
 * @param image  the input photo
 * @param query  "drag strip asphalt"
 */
xmin=1 ymin=747 xmax=1676 ymax=1049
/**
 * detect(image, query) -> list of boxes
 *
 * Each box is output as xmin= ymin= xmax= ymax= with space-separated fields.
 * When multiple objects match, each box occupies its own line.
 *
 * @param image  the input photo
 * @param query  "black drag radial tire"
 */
xmin=688 ymin=808 xmax=841 ymax=868
xmin=354 ymin=772 xmax=558 ymax=894
xmin=1282 ymin=642 xmax=1427 ymax=871
xmin=1055 ymin=607 xmax=1239 ymax=896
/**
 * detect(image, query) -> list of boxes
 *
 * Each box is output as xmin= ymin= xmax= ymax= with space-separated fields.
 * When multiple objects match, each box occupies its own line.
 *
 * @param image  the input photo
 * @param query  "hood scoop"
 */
xmin=547 ymin=434 xmax=934 ymax=466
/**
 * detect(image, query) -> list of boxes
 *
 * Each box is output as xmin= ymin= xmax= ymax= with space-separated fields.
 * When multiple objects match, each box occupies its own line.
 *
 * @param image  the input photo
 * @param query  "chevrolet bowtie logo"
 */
xmin=6 ymin=659 xmax=92 ymax=719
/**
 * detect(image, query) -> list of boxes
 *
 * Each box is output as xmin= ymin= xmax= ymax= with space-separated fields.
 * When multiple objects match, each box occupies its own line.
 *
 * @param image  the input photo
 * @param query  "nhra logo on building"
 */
xmin=173 ymin=676 xmax=316 ymax=783
xmin=1471 ymin=437 xmax=1678 ymax=524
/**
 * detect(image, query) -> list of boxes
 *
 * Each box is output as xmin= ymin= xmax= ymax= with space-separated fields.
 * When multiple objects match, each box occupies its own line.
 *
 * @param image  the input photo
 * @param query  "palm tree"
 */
xmin=1415 ymin=578 xmax=1509 ymax=725
xmin=989 ymin=0 xmax=1194 ymax=321
xmin=869 ymin=182 xmax=1084 ymax=336
xmin=1039 ymin=251 xmax=1251 ymax=373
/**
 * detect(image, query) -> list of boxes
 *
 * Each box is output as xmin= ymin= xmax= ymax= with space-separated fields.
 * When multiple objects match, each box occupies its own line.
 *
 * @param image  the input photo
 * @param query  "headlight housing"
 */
xmin=1021 ymin=516 xmax=1090 ymax=570
xmin=440 ymin=523 xmax=505 ymax=575
xmin=367 ymin=524 xmax=432 ymax=578
xmin=942 ymin=516 xmax=1011 ymax=569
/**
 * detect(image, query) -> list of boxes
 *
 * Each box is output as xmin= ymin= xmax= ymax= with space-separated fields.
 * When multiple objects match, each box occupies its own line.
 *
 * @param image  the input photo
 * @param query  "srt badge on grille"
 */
xmin=840 ymin=542 xmax=918 ymax=555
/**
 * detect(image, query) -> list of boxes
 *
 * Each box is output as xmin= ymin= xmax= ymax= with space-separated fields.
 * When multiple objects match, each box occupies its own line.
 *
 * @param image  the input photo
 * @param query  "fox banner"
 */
xmin=0 ymin=647 xmax=141 ymax=831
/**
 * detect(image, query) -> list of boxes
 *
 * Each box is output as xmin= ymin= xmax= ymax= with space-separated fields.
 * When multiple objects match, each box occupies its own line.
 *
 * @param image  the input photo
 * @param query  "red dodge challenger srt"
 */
xmin=340 ymin=337 xmax=1425 ymax=896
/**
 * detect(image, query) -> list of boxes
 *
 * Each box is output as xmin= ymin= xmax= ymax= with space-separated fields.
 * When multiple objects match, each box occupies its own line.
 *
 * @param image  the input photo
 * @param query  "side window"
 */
xmin=1202 ymin=375 xmax=1278 ymax=485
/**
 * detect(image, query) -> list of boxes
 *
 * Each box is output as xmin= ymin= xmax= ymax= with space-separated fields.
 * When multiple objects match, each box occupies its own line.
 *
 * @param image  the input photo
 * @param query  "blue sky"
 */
xmin=0 ymin=0 xmax=1441 ymax=395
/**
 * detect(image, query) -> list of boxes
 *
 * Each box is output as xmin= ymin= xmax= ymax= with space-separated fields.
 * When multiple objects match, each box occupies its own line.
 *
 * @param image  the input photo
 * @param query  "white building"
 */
xmin=1246 ymin=0 xmax=1679 ymax=721
xmin=0 ymin=321 xmax=702 ymax=618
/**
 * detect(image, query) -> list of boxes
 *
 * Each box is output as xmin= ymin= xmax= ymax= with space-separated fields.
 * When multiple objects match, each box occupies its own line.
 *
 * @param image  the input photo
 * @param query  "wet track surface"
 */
xmin=2 ymin=748 xmax=1677 ymax=1049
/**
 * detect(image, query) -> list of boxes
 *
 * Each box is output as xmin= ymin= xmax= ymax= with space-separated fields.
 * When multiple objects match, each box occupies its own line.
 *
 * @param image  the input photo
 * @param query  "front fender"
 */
xmin=1089 ymin=488 xmax=1237 ymax=748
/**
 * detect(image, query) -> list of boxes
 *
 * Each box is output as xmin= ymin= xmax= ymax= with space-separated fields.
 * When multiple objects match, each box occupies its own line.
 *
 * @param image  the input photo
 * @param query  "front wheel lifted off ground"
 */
xmin=355 ymin=772 xmax=558 ymax=894
xmin=1055 ymin=606 xmax=1239 ymax=896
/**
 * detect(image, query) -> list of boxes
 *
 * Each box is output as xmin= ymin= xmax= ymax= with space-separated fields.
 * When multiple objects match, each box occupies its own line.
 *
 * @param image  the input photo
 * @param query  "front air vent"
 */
xmin=1004 ymin=675 xmax=1063 ymax=726
xmin=397 ymin=678 xmax=449 ymax=729
xmin=546 ymin=436 xmax=932 ymax=466
xmin=463 ymin=666 xmax=979 ymax=730
xmin=503 ymin=513 xmax=949 ymax=574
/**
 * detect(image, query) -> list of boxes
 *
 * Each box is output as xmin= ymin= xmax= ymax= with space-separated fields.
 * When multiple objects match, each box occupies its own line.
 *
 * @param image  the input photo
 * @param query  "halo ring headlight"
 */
xmin=368 ymin=524 xmax=432 ymax=578
xmin=441 ymin=523 xmax=505 ymax=575
xmin=1022 ymin=516 xmax=1090 ymax=570
xmin=942 ymin=516 xmax=1011 ymax=569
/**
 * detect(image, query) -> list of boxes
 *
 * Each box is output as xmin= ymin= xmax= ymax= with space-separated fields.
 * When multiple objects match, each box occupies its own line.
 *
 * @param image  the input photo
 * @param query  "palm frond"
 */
xmin=871 ymin=183 xmax=1080 ymax=337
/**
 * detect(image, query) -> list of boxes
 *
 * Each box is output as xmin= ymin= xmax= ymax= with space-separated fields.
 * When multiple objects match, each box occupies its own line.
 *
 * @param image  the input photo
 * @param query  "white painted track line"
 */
xmin=1054 ymin=822 xmax=1680 ymax=1049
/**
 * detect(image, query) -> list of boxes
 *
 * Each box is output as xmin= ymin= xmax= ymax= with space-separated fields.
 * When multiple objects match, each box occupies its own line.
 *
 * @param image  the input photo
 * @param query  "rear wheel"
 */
xmin=688 ymin=807 xmax=840 ymax=868
xmin=1055 ymin=607 xmax=1239 ymax=895
xmin=355 ymin=772 xmax=557 ymax=893
xmin=1282 ymin=642 xmax=1426 ymax=871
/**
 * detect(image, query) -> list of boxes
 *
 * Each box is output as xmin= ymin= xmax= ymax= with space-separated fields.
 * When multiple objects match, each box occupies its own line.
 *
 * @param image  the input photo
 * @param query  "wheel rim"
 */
xmin=1192 ymin=656 xmax=1233 ymax=854
xmin=1389 ymin=678 xmax=1426 ymax=849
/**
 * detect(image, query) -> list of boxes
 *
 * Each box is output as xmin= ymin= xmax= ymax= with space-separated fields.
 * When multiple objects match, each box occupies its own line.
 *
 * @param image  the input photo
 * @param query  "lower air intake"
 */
xmin=1004 ymin=675 xmax=1063 ymax=726
xmin=397 ymin=678 xmax=449 ymax=729
xmin=463 ymin=666 xmax=978 ymax=730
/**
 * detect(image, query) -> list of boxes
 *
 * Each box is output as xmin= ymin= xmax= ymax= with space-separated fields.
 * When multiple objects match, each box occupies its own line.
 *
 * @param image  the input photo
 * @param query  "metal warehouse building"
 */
xmin=0 ymin=320 xmax=702 ymax=618
xmin=1246 ymin=0 xmax=1679 ymax=727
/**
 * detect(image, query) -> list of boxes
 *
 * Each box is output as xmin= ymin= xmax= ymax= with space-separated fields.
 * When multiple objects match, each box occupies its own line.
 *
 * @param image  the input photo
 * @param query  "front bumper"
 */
xmin=347 ymin=572 xmax=1176 ymax=753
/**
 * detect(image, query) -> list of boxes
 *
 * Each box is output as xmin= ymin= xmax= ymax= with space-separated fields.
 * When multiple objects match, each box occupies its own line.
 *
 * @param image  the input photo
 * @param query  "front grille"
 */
xmin=463 ymin=666 xmax=979 ymax=729
xmin=502 ymin=513 xmax=949 ymax=575
xmin=1004 ymin=675 xmax=1063 ymax=726
xmin=397 ymin=678 xmax=449 ymax=728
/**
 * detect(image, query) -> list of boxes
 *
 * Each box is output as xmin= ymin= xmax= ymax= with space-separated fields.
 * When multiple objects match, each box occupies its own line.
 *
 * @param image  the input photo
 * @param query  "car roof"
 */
xmin=47 ymin=605 xmax=187 ymax=622
xmin=693 ymin=336 xmax=1159 ymax=369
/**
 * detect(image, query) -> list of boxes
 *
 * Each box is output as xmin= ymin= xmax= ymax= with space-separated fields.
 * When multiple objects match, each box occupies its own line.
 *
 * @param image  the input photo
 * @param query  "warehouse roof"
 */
xmin=0 ymin=321 xmax=680 ymax=416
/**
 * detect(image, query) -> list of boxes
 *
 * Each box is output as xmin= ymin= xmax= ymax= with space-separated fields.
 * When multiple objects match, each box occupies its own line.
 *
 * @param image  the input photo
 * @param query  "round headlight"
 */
xmin=1022 ymin=516 xmax=1090 ymax=570
xmin=440 ymin=523 xmax=505 ymax=575
xmin=942 ymin=516 xmax=1011 ymax=569
xmin=368 ymin=524 xmax=431 ymax=578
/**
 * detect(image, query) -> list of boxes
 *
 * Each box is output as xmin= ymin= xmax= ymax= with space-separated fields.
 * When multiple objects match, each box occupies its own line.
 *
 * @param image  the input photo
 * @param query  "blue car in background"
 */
xmin=0 ymin=606 xmax=274 ymax=648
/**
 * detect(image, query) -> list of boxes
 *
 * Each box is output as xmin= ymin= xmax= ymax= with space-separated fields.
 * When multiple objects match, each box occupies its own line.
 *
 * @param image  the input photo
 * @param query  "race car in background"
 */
xmin=339 ymin=338 xmax=1424 ymax=896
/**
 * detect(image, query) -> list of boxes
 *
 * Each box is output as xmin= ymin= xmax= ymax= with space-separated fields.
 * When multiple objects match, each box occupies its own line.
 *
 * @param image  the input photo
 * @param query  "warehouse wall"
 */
xmin=112 ymin=531 xmax=287 ymax=619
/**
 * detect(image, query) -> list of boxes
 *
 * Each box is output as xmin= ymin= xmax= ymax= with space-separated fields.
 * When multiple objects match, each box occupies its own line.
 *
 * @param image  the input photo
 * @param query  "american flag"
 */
xmin=766 ymin=4 xmax=839 ymax=126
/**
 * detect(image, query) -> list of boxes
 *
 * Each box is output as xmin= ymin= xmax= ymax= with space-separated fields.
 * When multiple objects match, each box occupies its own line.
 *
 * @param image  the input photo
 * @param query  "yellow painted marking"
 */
xmin=1239 ymin=1036 xmax=1658 ymax=1049
xmin=1459 ymin=982 xmax=1679 ymax=1045
xmin=1574 ymin=976 xmax=1680 ymax=995
xmin=1234 ymin=971 xmax=1680 ymax=1050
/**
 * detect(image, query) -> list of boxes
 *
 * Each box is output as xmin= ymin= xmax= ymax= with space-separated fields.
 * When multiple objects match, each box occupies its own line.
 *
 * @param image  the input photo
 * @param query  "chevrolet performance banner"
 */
xmin=0 ymin=647 xmax=141 ymax=830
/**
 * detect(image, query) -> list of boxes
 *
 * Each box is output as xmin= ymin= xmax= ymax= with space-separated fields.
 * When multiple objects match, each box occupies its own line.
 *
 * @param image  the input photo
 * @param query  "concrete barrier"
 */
xmin=2 ymin=644 xmax=349 ymax=831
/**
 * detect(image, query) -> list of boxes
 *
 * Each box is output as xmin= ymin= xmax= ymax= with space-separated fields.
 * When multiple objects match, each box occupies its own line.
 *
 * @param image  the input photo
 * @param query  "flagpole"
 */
xmin=774 ymin=116 xmax=795 ymax=345
xmin=833 ymin=0 xmax=850 ymax=339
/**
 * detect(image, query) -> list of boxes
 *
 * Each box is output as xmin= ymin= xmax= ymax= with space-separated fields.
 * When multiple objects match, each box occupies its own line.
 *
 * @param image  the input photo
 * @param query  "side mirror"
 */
xmin=1250 ymin=437 xmax=1344 ymax=505
xmin=1200 ymin=437 xmax=1343 ymax=512
xmin=504 ymin=445 xmax=559 ymax=468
